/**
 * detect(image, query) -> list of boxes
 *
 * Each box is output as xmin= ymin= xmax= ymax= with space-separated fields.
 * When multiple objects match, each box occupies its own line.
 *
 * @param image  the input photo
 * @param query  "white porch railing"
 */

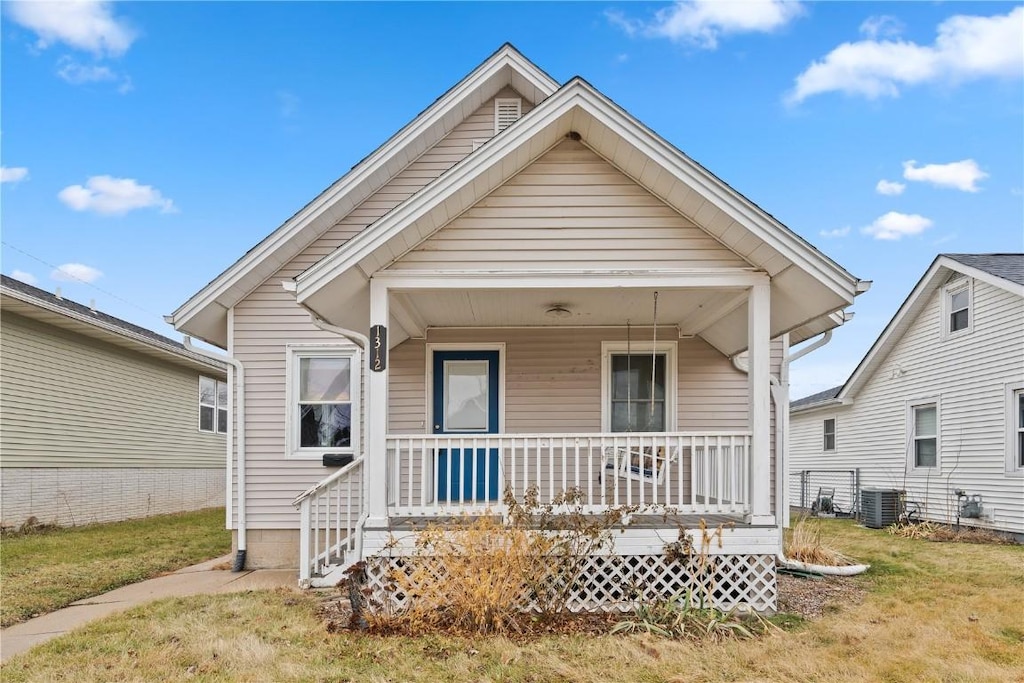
xmin=293 ymin=457 xmax=363 ymax=586
xmin=386 ymin=431 xmax=750 ymax=517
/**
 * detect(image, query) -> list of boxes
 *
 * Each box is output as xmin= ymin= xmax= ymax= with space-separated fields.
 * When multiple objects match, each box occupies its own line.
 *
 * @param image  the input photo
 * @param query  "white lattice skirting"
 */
xmin=360 ymin=553 xmax=777 ymax=614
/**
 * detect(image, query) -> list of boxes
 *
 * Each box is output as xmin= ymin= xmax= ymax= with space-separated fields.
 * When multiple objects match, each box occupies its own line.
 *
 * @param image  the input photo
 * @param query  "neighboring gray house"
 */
xmin=1 ymin=275 xmax=228 ymax=527
xmin=790 ymin=254 xmax=1024 ymax=536
xmin=168 ymin=45 xmax=866 ymax=611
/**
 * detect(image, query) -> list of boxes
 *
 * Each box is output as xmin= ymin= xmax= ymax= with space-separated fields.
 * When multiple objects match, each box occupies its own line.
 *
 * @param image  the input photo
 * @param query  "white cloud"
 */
xmin=875 ymin=179 xmax=906 ymax=196
xmin=51 ymin=263 xmax=103 ymax=284
xmin=607 ymin=0 xmax=804 ymax=49
xmin=56 ymin=56 xmax=132 ymax=92
xmin=1 ymin=166 xmax=29 ymax=183
xmin=902 ymin=159 xmax=988 ymax=193
xmin=276 ymin=90 xmax=300 ymax=119
xmin=10 ymin=270 xmax=38 ymax=286
xmin=859 ymin=15 xmax=903 ymax=40
xmin=6 ymin=0 xmax=136 ymax=57
xmin=861 ymin=211 xmax=933 ymax=241
xmin=58 ymin=176 xmax=176 ymax=215
xmin=819 ymin=226 xmax=851 ymax=238
xmin=788 ymin=7 xmax=1023 ymax=103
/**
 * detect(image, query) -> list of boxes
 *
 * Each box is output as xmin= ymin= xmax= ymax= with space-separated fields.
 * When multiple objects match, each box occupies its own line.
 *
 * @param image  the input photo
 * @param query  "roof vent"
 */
xmin=54 ymin=287 xmax=62 ymax=300
xmin=494 ymin=98 xmax=522 ymax=134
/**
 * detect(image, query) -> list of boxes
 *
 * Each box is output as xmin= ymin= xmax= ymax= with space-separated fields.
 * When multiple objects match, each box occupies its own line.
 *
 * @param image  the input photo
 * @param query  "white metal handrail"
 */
xmin=294 ymin=457 xmax=364 ymax=585
xmin=386 ymin=431 xmax=750 ymax=517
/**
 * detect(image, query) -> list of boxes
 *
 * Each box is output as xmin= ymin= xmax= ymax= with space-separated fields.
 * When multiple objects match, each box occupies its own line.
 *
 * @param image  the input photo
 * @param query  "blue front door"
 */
xmin=433 ymin=350 xmax=500 ymax=502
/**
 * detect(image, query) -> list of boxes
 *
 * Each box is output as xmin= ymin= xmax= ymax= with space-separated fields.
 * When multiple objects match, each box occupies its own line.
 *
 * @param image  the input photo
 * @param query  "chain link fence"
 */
xmin=797 ymin=469 xmax=861 ymax=518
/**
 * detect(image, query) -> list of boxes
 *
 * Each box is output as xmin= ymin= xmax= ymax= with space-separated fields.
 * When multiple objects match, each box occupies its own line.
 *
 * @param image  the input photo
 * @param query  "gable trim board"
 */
xmin=837 ymin=255 xmax=1024 ymax=404
xmin=168 ymin=44 xmax=559 ymax=349
xmin=293 ymin=78 xmax=863 ymax=356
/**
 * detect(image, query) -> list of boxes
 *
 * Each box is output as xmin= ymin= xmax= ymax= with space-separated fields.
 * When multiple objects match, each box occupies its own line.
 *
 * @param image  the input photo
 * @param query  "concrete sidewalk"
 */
xmin=0 ymin=556 xmax=297 ymax=662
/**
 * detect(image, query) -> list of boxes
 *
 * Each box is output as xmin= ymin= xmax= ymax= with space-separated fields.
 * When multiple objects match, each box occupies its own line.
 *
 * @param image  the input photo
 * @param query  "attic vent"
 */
xmin=494 ymin=98 xmax=522 ymax=134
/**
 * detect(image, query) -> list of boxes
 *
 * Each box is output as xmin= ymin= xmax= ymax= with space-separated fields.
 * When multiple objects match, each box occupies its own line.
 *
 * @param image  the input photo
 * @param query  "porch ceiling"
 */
xmin=392 ymin=287 xmax=727 ymax=331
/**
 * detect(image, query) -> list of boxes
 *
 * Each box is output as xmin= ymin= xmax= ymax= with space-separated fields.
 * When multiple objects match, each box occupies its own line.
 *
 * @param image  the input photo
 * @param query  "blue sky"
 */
xmin=2 ymin=1 xmax=1021 ymax=399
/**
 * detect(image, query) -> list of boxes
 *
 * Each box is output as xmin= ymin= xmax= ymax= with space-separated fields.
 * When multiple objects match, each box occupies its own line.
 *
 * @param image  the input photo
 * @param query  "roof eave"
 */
xmin=169 ymin=44 xmax=560 ymax=339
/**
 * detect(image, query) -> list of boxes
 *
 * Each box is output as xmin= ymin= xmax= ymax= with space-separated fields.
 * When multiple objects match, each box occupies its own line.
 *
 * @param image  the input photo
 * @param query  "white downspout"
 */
xmin=184 ymin=336 xmax=248 ymax=572
xmin=732 ymin=330 xmax=869 ymax=575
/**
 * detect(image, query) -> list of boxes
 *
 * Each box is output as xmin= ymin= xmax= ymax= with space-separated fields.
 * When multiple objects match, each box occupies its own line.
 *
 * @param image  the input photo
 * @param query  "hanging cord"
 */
xmin=625 ymin=319 xmax=632 ymax=431
xmin=650 ymin=291 xmax=659 ymax=430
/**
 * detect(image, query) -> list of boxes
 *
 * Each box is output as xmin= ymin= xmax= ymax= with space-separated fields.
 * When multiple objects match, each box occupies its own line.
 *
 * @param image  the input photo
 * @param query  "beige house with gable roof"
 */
xmin=169 ymin=45 xmax=867 ymax=611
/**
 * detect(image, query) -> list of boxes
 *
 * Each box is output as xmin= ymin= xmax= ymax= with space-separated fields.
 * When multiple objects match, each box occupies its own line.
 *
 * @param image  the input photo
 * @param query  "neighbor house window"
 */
xmin=1009 ymin=386 xmax=1024 ymax=473
xmin=823 ymin=418 xmax=836 ymax=452
xmin=1017 ymin=390 xmax=1024 ymax=469
xmin=601 ymin=342 xmax=677 ymax=432
xmin=199 ymin=376 xmax=228 ymax=434
xmin=287 ymin=347 xmax=359 ymax=458
xmin=911 ymin=402 xmax=938 ymax=468
xmin=944 ymin=280 xmax=971 ymax=335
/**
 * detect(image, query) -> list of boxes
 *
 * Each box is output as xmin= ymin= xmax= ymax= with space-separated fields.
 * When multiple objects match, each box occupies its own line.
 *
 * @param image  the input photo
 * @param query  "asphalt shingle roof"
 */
xmin=1 ymin=274 xmax=188 ymax=351
xmin=943 ymin=253 xmax=1024 ymax=287
xmin=790 ymin=385 xmax=842 ymax=410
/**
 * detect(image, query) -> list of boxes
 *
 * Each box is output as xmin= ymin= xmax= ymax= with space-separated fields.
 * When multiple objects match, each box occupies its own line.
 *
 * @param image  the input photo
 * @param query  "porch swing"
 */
xmin=603 ymin=291 xmax=679 ymax=485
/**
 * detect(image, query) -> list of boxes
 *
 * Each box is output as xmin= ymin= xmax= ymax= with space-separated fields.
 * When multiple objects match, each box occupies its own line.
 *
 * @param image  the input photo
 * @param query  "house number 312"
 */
xmin=370 ymin=325 xmax=387 ymax=372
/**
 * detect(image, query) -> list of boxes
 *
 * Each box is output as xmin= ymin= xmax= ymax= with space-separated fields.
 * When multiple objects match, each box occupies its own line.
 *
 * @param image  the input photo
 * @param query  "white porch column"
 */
xmin=747 ymin=282 xmax=774 ymax=525
xmin=366 ymin=277 xmax=389 ymax=524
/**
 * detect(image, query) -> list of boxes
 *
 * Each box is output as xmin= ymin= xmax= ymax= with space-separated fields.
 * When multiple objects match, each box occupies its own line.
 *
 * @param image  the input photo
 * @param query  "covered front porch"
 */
xmin=361 ymin=269 xmax=777 ymax=529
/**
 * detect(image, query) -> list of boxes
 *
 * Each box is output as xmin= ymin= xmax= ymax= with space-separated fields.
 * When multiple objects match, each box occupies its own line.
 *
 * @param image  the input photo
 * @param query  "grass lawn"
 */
xmin=0 ymin=508 xmax=230 ymax=628
xmin=3 ymin=518 xmax=1023 ymax=682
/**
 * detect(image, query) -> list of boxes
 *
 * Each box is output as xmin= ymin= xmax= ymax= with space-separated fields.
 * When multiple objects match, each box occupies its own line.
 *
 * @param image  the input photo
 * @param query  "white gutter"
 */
xmin=184 ymin=336 xmax=248 ymax=572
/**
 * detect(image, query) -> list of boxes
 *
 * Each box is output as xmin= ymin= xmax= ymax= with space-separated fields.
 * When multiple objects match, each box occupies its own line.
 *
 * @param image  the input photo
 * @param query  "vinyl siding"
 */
xmin=390 ymin=139 xmax=749 ymax=271
xmin=233 ymin=89 xmax=531 ymax=528
xmin=789 ymin=278 xmax=1024 ymax=534
xmin=0 ymin=311 xmax=225 ymax=468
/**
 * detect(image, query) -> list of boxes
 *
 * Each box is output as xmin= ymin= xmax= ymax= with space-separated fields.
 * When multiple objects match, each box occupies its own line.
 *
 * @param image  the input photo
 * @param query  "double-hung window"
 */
xmin=944 ymin=280 xmax=971 ymax=336
xmin=287 ymin=347 xmax=359 ymax=458
xmin=601 ymin=342 xmax=677 ymax=433
xmin=911 ymin=402 xmax=938 ymax=469
xmin=199 ymin=376 xmax=227 ymax=434
xmin=1017 ymin=390 xmax=1024 ymax=470
xmin=1009 ymin=385 xmax=1024 ymax=474
xmin=823 ymin=418 xmax=836 ymax=452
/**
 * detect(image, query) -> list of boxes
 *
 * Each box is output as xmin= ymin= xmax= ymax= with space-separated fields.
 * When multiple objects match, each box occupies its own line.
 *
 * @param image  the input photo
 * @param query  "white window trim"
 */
xmin=198 ymin=375 xmax=228 ymax=435
xmin=285 ymin=344 xmax=361 ymax=460
xmin=823 ymin=416 xmax=837 ymax=453
xmin=424 ymin=343 xmax=506 ymax=435
xmin=1006 ymin=382 xmax=1024 ymax=476
xmin=906 ymin=397 xmax=940 ymax=472
xmin=600 ymin=341 xmax=678 ymax=433
xmin=941 ymin=278 xmax=973 ymax=339
xmin=494 ymin=97 xmax=522 ymax=135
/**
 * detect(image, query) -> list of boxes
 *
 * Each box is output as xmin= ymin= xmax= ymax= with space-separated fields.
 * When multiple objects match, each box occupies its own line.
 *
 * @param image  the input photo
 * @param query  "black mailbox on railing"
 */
xmin=322 ymin=454 xmax=354 ymax=468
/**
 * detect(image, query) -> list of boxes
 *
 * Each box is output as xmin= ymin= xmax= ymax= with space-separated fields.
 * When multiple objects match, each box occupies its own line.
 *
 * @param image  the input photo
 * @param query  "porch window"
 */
xmin=823 ymin=418 xmax=836 ymax=451
xmin=199 ymin=376 xmax=227 ymax=434
xmin=910 ymin=402 xmax=938 ymax=469
xmin=286 ymin=346 xmax=360 ymax=458
xmin=601 ymin=341 xmax=677 ymax=432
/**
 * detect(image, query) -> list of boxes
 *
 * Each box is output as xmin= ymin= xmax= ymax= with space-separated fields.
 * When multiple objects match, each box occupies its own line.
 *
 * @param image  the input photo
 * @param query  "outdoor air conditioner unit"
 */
xmin=861 ymin=488 xmax=900 ymax=528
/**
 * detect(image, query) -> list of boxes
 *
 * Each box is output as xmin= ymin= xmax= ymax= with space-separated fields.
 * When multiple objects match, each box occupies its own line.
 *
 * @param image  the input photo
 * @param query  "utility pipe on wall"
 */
xmin=184 ymin=336 xmax=248 ymax=572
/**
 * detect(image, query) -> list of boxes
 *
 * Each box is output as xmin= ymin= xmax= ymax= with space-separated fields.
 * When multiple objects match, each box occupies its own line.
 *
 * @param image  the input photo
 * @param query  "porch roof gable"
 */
xmin=293 ymin=77 xmax=864 ymax=356
xmin=166 ymin=44 xmax=559 ymax=349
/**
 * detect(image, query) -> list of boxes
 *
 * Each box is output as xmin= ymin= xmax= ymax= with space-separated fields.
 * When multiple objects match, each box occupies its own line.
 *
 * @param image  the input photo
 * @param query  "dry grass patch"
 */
xmin=785 ymin=516 xmax=859 ymax=566
xmin=3 ymin=519 xmax=1022 ymax=683
xmin=0 ymin=508 xmax=230 ymax=627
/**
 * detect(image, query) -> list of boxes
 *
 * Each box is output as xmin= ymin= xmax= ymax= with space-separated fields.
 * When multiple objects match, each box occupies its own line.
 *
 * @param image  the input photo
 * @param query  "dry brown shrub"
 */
xmin=785 ymin=517 xmax=857 ymax=566
xmin=887 ymin=521 xmax=1017 ymax=545
xmin=366 ymin=486 xmax=637 ymax=636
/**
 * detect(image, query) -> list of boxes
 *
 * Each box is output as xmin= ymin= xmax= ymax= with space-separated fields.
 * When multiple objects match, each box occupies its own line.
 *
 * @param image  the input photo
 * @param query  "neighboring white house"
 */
xmin=1 ymin=275 xmax=228 ymax=527
xmin=790 ymin=254 xmax=1024 ymax=537
xmin=168 ymin=45 xmax=866 ymax=611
